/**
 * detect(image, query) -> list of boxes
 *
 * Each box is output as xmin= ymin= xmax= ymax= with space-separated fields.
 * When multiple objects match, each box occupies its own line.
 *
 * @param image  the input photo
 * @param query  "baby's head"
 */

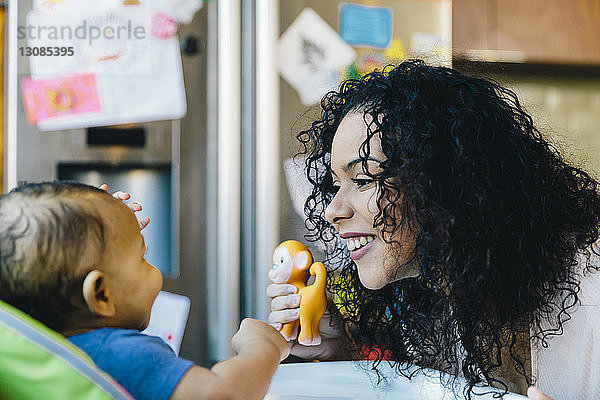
xmin=0 ymin=182 xmax=162 ymax=334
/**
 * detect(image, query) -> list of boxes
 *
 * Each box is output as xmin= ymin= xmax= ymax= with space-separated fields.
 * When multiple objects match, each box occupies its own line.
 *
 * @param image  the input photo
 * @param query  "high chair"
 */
xmin=0 ymin=300 xmax=133 ymax=400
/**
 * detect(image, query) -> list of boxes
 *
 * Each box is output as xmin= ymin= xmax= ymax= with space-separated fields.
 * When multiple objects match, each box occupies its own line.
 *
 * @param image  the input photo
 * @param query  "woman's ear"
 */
xmin=82 ymin=270 xmax=116 ymax=317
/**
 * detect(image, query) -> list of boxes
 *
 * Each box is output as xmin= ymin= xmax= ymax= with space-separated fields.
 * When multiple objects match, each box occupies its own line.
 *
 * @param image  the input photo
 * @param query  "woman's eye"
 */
xmin=331 ymin=182 xmax=341 ymax=195
xmin=351 ymin=178 xmax=375 ymax=189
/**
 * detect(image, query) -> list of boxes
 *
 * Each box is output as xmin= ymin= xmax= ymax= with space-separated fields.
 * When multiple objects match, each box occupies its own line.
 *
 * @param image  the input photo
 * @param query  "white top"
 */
xmin=531 ymin=252 xmax=600 ymax=400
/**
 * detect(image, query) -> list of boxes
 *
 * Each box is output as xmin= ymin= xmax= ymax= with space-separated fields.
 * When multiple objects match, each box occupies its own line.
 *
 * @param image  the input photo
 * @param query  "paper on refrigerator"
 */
xmin=142 ymin=291 xmax=191 ymax=355
xmin=279 ymin=8 xmax=357 ymax=106
xmin=338 ymin=3 xmax=393 ymax=49
xmin=23 ymin=0 xmax=186 ymax=130
xmin=21 ymin=73 xmax=102 ymax=125
xmin=169 ymin=0 xmax=203 ymax=24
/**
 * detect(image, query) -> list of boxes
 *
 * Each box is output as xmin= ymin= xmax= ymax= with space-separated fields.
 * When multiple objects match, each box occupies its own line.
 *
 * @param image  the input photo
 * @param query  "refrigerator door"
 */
xmin=5 ymin=0 xmax=212 ymax=365
xmin=247 ymin=0 xmax=452 ymax=322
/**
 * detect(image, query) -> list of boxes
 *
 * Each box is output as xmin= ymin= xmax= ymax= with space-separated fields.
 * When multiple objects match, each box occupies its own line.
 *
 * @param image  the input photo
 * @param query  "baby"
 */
xmin=0 ymin=181 xmax=289 ymax=400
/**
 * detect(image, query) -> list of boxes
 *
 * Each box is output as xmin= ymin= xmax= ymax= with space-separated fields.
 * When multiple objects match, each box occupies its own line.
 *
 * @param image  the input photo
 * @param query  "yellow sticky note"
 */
xmin=384 ymin=38 xmax=406 ymax=62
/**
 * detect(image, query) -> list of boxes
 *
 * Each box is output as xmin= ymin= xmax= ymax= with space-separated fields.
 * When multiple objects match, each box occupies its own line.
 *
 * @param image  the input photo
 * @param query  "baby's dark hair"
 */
xmin=0 ymin=182 xmax=113 ymax=331
xmin=298 ymin=60 xmax=600 ymax=397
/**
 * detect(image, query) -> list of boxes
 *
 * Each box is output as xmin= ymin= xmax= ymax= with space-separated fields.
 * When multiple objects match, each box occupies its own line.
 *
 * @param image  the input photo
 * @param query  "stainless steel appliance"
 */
xmin=4 ymin=0 xmax=451 ymax=367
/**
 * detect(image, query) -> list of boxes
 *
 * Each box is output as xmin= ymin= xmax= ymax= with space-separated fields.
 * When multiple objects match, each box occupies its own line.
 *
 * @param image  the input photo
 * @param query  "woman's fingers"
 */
xmin=267 ymin=283 xmax=297 ymax=298
xmin=268 ymin=308 xmax=300 ymax=325
xmin=267 ymin=283 xmax=300 ymax=331
xmin=270 ymin=322 xmax=282 ymax=331
xmin=271 ymin=294 xmax=301 ymax=311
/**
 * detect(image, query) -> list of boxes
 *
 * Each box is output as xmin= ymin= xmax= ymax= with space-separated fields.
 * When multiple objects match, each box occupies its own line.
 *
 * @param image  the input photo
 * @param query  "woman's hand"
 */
xmin=267 ymin=283 xmax=300 ymax=335
xmin=527 ymin=387 xmax=555 ymax=400
xmin=99 ymin=184 xmax=150 ymax=230
xmin=267 ymin=282 xmax=348 ymax=361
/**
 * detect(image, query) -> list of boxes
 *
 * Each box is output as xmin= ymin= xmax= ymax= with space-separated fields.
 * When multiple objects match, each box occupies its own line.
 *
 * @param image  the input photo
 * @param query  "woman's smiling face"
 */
xmin=325 ymin=112 xmax=418 ymax=289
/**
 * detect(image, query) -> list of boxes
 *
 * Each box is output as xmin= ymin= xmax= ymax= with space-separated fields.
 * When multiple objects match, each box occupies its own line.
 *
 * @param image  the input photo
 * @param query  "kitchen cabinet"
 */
xmin=453 ymin=0 xmax=600 ymax=65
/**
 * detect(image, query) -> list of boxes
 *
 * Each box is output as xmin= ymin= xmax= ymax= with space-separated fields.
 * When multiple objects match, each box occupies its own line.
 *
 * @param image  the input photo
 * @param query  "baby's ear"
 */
xmin=82 ymin=270 xmax=116 ymax=317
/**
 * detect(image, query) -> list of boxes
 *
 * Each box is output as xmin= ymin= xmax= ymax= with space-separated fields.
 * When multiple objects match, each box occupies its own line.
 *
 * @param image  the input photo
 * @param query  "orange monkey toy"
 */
xmin=270 ymin=240 xmax=327 ymax=346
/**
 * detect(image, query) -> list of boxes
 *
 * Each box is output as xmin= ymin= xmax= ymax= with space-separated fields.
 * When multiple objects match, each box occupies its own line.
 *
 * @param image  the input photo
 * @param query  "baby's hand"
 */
xmin=99 ymin=184 xmax=150 ymax=230
xmin=231 ymin=318 xmax=290 ymax=362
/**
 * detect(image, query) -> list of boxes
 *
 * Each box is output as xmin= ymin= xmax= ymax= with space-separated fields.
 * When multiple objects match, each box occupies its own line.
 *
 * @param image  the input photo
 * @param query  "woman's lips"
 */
xmin=350 ymin=237 xmax=376 ymax=260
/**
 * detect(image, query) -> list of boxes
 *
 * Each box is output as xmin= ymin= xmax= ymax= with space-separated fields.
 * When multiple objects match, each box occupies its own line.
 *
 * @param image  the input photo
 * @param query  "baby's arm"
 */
xmin=170 ymin=318 xmax=290 ymax=400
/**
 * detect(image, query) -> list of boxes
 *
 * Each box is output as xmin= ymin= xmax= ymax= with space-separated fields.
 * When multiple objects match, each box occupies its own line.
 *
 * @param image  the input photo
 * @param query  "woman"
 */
xmin=268 ymin=60 xmax=600 ymax=400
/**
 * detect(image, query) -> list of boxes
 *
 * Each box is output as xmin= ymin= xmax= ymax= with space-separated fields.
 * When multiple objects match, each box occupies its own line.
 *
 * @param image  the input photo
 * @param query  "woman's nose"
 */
xmin=325 ymin=191 xmax=353 ymax=225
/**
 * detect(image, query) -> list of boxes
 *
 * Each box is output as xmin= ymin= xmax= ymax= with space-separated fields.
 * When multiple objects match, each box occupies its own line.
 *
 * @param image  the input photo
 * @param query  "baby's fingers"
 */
xmin=128 ymin=202 xmax=142 ymax=212
xmin=112 ymin=191 xmax=131 ymax=201
xmin=268 ymin=309 xmax=300 ymax=325
xmin=99 ymin=184 xmax=131 ymax=202
xmin=138 ymin=216 xmax=150 ymax=230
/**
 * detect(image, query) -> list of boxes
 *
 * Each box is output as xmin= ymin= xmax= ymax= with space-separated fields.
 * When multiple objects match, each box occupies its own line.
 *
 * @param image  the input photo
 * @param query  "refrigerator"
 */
xmin=242 ymin=0 xmax=452 ymax=365
xmin=4 ymin=0 xmax=451 ymax=366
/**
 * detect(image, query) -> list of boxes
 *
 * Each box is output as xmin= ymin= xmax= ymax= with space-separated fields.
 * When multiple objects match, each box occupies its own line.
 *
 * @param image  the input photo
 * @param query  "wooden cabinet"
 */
xmin=453 ymin=0 xmax=600 ymax=65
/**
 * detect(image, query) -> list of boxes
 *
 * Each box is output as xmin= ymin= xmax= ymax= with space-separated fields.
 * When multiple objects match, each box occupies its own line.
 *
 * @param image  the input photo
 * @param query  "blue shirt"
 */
xmin=68 ymin=328 xmax=194 ymax=400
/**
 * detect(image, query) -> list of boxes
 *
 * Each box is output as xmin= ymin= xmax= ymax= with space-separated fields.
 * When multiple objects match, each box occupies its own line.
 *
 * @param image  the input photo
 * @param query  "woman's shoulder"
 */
xmin=576 ymin=244 xmax=600 ymax=304
xmin=530 ymin=244 xmax=600 ymax=400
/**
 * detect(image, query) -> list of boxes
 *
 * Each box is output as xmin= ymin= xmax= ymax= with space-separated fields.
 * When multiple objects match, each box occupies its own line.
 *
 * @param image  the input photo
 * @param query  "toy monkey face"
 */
xmin=270 ymin=246 xmax=294 ymax=284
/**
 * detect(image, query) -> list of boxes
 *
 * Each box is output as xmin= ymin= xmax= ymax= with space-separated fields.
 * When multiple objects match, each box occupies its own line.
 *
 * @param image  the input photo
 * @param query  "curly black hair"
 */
xmin=297 ymin=59 xmax=600 ymax=398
